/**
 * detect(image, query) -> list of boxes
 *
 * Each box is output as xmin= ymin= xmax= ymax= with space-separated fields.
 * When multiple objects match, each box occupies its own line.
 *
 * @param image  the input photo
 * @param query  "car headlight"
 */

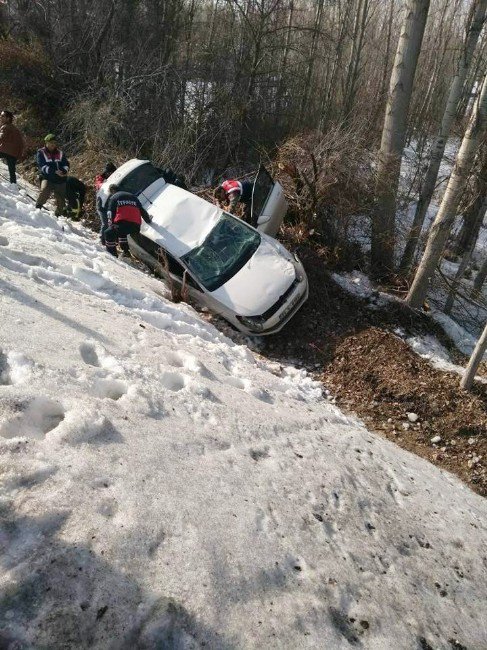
xmin=293 ymin=253 xmax=305 ymax=282
xmin=236 ymin=315 xmax=266 ymax=331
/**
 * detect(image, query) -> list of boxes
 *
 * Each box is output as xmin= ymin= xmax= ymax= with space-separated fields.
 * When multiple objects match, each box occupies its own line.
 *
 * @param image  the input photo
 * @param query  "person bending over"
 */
xmin=214 ymin=179 xmax=253 ymax=224
xmin=104 ymin=184 xmax=151 ymax=258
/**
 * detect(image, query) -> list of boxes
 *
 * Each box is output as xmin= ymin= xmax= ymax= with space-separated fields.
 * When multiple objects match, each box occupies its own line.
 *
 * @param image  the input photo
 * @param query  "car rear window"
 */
xmin=118 ymin=163 xmax=163 ymax=195
xmin=181 ymin=213 xmax=260 ymax=292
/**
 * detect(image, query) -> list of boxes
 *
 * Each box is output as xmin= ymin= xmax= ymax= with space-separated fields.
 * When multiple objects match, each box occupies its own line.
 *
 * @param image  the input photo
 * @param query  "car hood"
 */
xmin=209 ymin=237 xmax=296 ymax=316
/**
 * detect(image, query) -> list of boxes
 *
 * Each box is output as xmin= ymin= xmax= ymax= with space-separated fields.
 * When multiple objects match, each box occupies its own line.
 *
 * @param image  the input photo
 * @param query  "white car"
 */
xmin=98 ymin=160 xmax=308 ymax=335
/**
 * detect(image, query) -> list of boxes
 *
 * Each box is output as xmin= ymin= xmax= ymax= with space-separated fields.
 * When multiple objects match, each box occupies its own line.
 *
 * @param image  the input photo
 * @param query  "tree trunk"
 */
xmin=455 ymin=195 xmax=487 ymax=256
xmin=371 ymin=0 xmax=430 ymax=279
xmin=298 ymin=0 xmax=324 ymax=126
xmin=460 ymin=320 xmax=487 ymax=390
xmin=444 ymin=243 xmax=474 ymax=314
xmin=400 ymin=0 xmax=487 ymax=274
xmin=454 ymin=144 xmax=487 ymax=256
xmin=275 ymin=0 xmax=294 ymax=120
xmin=405 ymin=73 xmax=487 ymax=308
xmin=472 ymin=256 xmax=487 ymax=296
xmin=342 ymin=0 xmax=370 ymax=120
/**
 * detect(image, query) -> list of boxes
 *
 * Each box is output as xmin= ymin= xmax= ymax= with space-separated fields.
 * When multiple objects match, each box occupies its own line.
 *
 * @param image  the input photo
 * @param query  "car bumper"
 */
xmin=235 ymin=278 xmax=309 ymax=336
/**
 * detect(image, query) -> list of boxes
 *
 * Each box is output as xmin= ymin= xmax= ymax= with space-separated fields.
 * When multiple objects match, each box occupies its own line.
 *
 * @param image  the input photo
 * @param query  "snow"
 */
xmin=0 ymin=176 xmax=487 ymax=649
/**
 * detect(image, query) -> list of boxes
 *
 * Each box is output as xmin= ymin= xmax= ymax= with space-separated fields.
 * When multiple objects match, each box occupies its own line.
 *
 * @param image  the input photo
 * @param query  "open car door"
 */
xmin=251 ymin=165 xmax=288 ymax=238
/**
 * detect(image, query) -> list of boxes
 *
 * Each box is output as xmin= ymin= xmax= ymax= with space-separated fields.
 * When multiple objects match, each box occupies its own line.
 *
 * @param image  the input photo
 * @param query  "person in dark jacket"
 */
xmin=66 ymin=176 xmax=86 ymax=220
xmin=35 ymin=134 xmax=70 ymax=216
xmin=104 ymin=184 xmax=152 ymax=257
xmin=214 ymin=179 xmax=253 ymax=224
xmin=95 ymin=162 xmax=117 ymax=244
xmin=0 ymin=110 xmax=25 ymax=185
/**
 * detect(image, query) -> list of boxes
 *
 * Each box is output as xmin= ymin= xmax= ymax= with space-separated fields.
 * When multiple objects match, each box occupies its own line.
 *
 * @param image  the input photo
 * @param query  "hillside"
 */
xmin=1 ymin=181 xmax=487 ymax=649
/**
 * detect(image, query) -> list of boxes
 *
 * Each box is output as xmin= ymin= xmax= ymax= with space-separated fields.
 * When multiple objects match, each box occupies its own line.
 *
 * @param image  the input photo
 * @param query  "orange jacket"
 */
xmin=0 ymin=123 xmax=25 ymax=159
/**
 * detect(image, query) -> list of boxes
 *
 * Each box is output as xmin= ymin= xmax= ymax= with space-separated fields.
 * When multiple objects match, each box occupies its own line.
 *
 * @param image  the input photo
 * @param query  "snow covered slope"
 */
xmin=0 ymin=180 xmax=486 ymax=650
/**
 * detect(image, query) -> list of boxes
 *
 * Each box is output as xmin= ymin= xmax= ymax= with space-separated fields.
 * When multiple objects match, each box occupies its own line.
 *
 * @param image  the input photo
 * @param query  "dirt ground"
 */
xmin=257 ymin=241 xmax=487 ymax=497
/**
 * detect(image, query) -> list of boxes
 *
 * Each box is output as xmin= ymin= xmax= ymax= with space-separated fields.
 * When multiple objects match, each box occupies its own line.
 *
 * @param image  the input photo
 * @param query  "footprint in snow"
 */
xmin=92 ymin=378 xmax=128 ymax=401
xmin=0 ymin=396 xmax=65 ymax=440
xmin=0 ymin=351 xmax=11 ymax=385
xmin=249 ymin=447 xmax=270 ymax=461
xmin=0 ymin=234 xmax=8 ymax=246
xmin=225 ymin=375 xmax=273 ymax=402
xmin=0 ymin=349 xmax=32 ymax=385
xmin=165 ymin=350 xmax=216 ymax=380
xmin=79 ymin=341 xmax=121 ymax=373
xmin=79 ymin=342 xmax=101 ymax=367
xmin=160 ymin=371 xmax=187 ymax=392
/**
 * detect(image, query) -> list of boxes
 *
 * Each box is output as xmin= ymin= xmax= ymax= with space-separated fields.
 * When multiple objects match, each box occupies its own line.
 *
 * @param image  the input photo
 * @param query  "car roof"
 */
xmin=143 ymin=183 xmax=222 ymax=258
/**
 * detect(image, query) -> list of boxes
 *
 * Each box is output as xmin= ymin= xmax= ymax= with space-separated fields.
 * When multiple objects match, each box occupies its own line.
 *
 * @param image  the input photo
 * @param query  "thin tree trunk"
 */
xmin=342 ymin=0 xmax=370 ymax=119
xmin=275 ymin=0 xmax=294 ymax=119
xmin=444 ymin=242 xmax=475 ymax=314
xmin=298 ymin=0 xmax=324 ymax=126
xmin=400 ymin=0 xmax=487 ymax=274
xmin=455 ymin=196 xmax=487 ymax=256
xmin=371 ymin=0 xmax=430 ymax=278
xmin=454 ymin=144 xmax=487 ymax=255
xmin=405 ymin=73 xmax=487 ymax=308
xmin=372 ymin=0 xmax=394 ymax=130
xmin=320 ymin=0 xmax=354 ymax=130
xmin=460 ymin=320 xmax=487 ymax=390
xmin=472 ymin=256 xmax=487 ymax=296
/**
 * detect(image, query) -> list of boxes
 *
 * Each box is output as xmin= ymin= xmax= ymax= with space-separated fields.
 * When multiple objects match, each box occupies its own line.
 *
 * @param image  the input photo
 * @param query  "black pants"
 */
xmin=0 ymin=152 xmax=17 ymax=184
xmin=105 ymin=221 xmax=140 ymax=256
xmin=66 ymin=177 xmax=87 ymax=219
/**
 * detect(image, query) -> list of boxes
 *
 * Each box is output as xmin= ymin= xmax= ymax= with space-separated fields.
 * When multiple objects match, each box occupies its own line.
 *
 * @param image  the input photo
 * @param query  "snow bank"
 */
xmin=0 ymin=175 xmax=486 ymax=649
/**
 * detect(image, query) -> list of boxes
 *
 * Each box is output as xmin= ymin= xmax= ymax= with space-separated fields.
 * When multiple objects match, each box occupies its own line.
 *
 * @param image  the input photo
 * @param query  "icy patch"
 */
xmin=405 ymin=334 xmax=462 ymax=373
xmin=431 ymin=311 xmax=479 ymax=357
xmin=331 ymin=271 xmax=393 ymax=308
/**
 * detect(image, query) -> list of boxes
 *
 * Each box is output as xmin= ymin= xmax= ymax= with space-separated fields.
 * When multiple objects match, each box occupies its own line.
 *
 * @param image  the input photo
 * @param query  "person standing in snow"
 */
xmin=95 ymin=162 xmax=117 ymax=244
xmin=104 ymin=184 xmax=152 ymax=257
xmin=214 ymin=179 xmax=253 ymax=224
xmin=0 ymin=110 xmax=26 ymax=186
xmin=65 ymin=176 xmax=86 ymax=220
xmin=35 ymin=134 xmax=70 ymax=216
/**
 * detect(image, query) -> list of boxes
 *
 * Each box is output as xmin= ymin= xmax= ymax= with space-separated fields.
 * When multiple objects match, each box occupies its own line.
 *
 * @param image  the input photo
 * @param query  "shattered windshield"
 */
xmin=181 ymin=213 xmax=261 ymax=292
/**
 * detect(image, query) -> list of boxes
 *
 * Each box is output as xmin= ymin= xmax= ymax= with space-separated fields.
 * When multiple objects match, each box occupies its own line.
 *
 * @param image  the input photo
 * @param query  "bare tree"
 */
xmin=454 ymin=144 xmax=487 ymax=256
xmin=371 ymin=0 xmax=430 ymax=278
xmin=472 ymin=256 xmax=487 ymax=296
xmin=405 ymin=73 xmax=487 ymax=308
xmin=460 ymin=321 xmax=487 ymax=390
xmin=400 ymin=0 xmax=487 ymax=274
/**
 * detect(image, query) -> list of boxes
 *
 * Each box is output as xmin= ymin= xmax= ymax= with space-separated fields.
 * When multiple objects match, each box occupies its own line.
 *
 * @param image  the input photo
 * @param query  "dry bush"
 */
xmin=272 ymin=126 xmax=375 ymax=268
xmin=0 ymin=40 xmax=62 ymax=136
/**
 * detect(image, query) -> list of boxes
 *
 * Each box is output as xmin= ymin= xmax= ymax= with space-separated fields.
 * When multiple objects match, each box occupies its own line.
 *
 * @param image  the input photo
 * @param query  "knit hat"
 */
xmin=44 ymin=134 xmax=56 ymax=142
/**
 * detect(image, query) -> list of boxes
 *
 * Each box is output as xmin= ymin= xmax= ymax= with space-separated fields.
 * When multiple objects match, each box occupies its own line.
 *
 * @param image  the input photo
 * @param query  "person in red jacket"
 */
xmin=0 ymin=110 xmax=26 ymax=185
xmin=95 ymin=161 xmax=116 ymax=191
xmin=214 ymin=178 xmax=253 ymax=224
xmin=104 ymin=184 xmax=152 ymax=257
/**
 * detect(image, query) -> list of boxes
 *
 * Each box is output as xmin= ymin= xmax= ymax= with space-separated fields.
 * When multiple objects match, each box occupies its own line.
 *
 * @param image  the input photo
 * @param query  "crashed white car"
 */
xmin=98 ymin=160 xmax=308 ymax=335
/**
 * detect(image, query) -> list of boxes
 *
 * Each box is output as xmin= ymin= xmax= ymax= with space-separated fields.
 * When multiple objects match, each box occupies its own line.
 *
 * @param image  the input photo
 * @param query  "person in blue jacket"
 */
xmin=35 ymin=134 xmax=70 ymax=216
